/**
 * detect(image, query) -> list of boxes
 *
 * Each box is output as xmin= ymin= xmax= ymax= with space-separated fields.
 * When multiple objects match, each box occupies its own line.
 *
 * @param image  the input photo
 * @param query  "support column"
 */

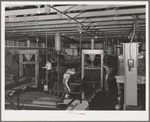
xmin=105 ymin=38 xmax=107 ymax=49
xmin=101 ymin=54 xmax=103 ymax=89
xmin=35 ymin=50 xmax=39 ymax=86
xmin=55 ymin=32 xmax=61 ymax=51
xmin=57 ymin=51 xmax=60 ymax=91
xmin=91 ymin=39 xmax=94 ymax=50
xmin=114 ymin=40 xmax=117 ymax=55
xmin=19 ymin=55 xmax=23 ymax=77
xmin=112 ymin=39 xmax=114 ymax=50
xmin=46 ymin=31 xmax=48 ymax=63
xmin=81 ymin=53 xmax=84 ymax=80
xmin=55 ymin=32 xmax=61 ymax=91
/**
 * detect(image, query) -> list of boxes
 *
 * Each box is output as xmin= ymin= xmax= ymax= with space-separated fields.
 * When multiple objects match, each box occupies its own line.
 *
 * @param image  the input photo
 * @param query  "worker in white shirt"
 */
xmin=63 ymin=68 xmax=76 ymax=98
xmin=43 ymin=59 xmax=53 ymax=92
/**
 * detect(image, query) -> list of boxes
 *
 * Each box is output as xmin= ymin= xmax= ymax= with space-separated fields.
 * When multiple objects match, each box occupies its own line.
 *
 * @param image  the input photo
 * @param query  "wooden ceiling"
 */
xmin=5 ymin=3 xmax=146 ymax=43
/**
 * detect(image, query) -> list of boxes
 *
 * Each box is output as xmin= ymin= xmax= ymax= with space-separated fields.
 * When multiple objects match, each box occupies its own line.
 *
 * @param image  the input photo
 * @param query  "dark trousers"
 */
xmin=103 ymin=91 xmax=118 ymax=110
xmin=47 ymin=70 xmax=54 ymax=89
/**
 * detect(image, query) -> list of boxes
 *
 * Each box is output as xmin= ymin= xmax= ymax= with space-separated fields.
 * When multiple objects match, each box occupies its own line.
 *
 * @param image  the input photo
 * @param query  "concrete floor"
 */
xmin=89 ymin=91 xmax=105 ymax=110
xmin=5 ymin=81 xmax=145 ymax=110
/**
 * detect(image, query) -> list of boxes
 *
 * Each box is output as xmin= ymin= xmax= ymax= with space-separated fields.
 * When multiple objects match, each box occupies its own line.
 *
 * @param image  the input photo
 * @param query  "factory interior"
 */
xmin=4 ymin=3 xmax=146 ymax=111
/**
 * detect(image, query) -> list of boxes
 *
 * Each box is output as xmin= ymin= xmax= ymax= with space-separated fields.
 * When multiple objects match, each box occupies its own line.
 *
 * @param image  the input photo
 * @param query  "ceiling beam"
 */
xmin=5 ymin=15 xmax=145 ymax=27
xmin=5 ymin=8 xmax=145 ymax=23
xmin=5 ymin=24 xmax=145 ymax=34
xmin=5 ymin=4 xmax=145 ymax=16
xmin=55 ymin=4 xmax=145 ymax=13
xmin=5 ymin=19 xmax=145 ymax=30
xmin=6 ymin=7 xmax=51 ymax=16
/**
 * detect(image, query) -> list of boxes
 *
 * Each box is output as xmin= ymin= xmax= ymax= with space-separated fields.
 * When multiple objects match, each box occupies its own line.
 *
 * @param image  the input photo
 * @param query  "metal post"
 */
xmin=112 ymin=39 xmax=114 ymax=53
xmin=17 ymin=89 xmax=19 ymax=110
xmin=79 ymin=33 xmax=82 ymax=58
xmin=101 ymin=54 xmax=103 ymax=89
xmin=55 ymin=32 xmax=61 ymax=92
xmin=106 ymin=38 xmax=107 ymax=49
xmin=35 ymin=50 xmax=39 ymax=86
xmin=80 ymin=91 xmax=82 ymax=103
xmin=81 ymin=53 xmax=84 ymax=80
xmin=91 ymin=39 xmax=94 ymax=50
xmin=46 ymin=31 xmax=48 ymax=62
xmin=5 ymin=93 xmax=18 ymax=110
xmin=112 ymin=39 xmax=114 ymax=47
xmin=80 ymin=33 xmax=82 ymax=87
xmin=19 ymin=54 xmax=23 ymax=77
xmin=45 ymin=31 xmax=48 ymax=90
xmin=57 ymin=51 xmax=60 ymax=91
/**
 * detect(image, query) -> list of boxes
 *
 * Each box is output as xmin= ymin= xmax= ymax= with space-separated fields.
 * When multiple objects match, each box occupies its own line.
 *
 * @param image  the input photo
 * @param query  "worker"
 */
xmin=43 ymin=58 xmax=53 ymax=92
xmin=103 ymin=65 xmax=118 ymax=110
xmin=63 ymin=68 xmax=76 ymax=98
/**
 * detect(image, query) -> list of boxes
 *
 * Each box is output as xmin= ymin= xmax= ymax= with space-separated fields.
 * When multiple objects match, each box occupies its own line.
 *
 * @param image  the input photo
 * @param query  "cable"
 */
xmin=129 ymin=24 xmax=136 ymax=59
xmin=79 ymin=32 xmax=82 ymax=58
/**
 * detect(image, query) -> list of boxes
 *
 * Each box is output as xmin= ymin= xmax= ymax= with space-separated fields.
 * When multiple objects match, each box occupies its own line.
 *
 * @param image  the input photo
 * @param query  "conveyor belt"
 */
xmin=83 ymin=84 xmax=101 ymax=102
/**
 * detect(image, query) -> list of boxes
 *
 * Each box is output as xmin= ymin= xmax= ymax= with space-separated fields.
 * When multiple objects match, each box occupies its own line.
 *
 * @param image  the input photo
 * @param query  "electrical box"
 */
xmin=128 ymin=59 xmax=134 ymax=68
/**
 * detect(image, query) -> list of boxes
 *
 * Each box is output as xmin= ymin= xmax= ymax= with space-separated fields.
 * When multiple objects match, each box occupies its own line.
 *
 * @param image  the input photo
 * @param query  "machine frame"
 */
xmin=81 ymin=50 xmax=104 ymax=89
xmin=19 ymin=50 xmax=39 ymax=86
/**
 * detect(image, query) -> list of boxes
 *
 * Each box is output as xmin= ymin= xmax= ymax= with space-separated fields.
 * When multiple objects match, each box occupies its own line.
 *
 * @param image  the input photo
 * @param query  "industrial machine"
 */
xmin=19 ymin=50 xmax=39 ymax=87
xmin=81 ymin=39 xmax=104 ymax=89
xmin=124 ymin=43 xmax=138 ymax=108
xmin=116 ymin=42 xmax=146 ymax=110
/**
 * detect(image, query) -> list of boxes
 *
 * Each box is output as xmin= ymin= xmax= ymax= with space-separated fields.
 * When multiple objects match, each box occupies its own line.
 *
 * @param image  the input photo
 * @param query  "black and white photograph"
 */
xmin=1 ymin=1 xmax=149 ymax=121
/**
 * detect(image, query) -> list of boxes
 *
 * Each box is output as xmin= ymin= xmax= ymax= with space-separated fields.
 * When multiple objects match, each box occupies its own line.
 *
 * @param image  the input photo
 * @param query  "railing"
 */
xmin=62 ymin=94 xmax=81 ymax=110
xmin=50 ymin=90 xmax=83 ymax=104
xmin=49 ymin=84 xmax=83 ymax=110
xmin=5 ymin=93 xmax=18 ymax=110
xmin=5 ymin=86 xmax=27 ymax=110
